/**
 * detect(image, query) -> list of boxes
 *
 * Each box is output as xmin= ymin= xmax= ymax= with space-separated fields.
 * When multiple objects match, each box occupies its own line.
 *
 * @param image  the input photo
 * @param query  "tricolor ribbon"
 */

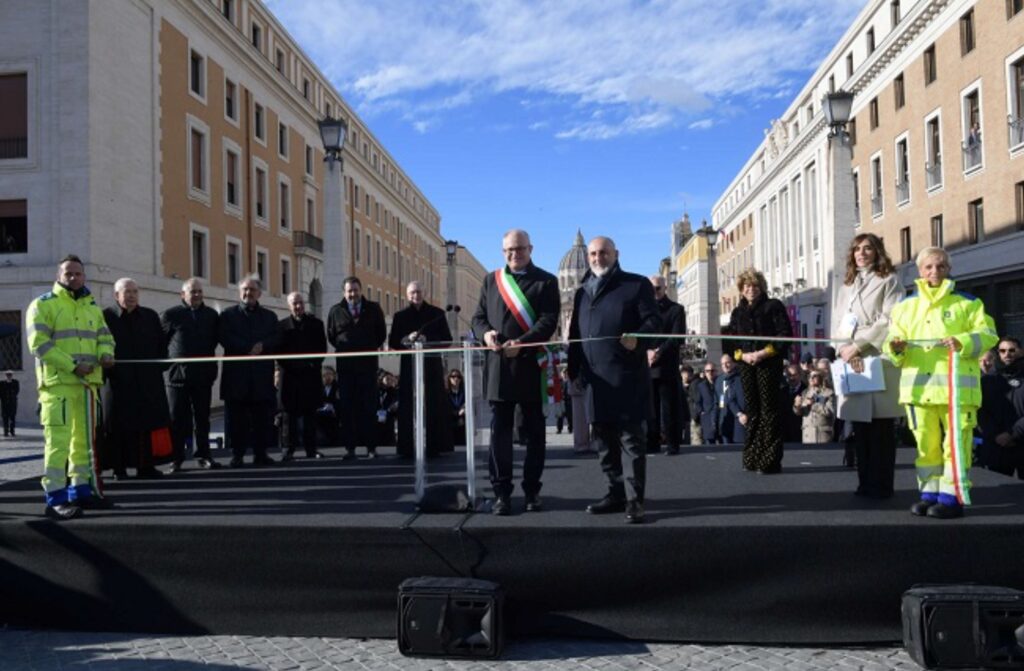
xmin=495 ymin=268 xmax=536 ymax=332
xmin=536 ymin=345 xmax=564 ymax=405
xmin=947 ymin=348 xmax=970 ymax=506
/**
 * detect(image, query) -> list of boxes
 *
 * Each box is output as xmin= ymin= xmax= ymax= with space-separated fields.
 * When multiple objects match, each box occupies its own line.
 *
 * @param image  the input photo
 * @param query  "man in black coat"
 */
xmin=102 ymin=278 xmax=171 ymax=479
xmin=646 ymin=275 xmax=687 ymax=454
xmin=219 ymin=277 xmax=280 ymax=467
xmin=568 ymin=237 xmax=661 ymax=524
xmin=695 ymin=362 xmax=719 ymax=444
xmin=161 ymin=278 xmax=220 ymax=471
xmin=0 ymin=370 xmax=19 ymax=437
xmin=389 ymin=280 xmax=452 ymax=458
xmin=471 ymin=229 xmax=559 ymax=516
xmin=278 ymin=291 xmax=327 ymax=461
xmin=327 ymin=276 xmax=386 ymax=459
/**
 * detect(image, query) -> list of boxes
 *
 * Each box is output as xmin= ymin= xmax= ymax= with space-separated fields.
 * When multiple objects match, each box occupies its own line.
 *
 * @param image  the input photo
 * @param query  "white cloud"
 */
xmin=268 ymin=0 xmax=863 ymax=139
xmin=688 ymin=119 xmax=714 ymax=131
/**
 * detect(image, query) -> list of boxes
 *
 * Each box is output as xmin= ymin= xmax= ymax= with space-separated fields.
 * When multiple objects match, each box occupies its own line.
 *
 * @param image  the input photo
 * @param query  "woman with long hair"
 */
xmin=832 ymin=233 xmax=904 ymax=499
xmin=727 ymin=269 xmax=793 ymax=473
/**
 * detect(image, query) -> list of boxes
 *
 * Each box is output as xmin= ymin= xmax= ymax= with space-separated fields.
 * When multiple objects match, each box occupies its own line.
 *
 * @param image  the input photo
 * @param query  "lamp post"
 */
xmin=318 ymin=115 xmax=349 ymax=311
xmin=822 ymin=90 xmax=857 ymax=329
xmin=668 ymin=269 xmax=679 ymax=302
xmin=444 ymin=239 xmax=459 ymax=346
xmin=695 ymin=220 xmax=722 ymax=363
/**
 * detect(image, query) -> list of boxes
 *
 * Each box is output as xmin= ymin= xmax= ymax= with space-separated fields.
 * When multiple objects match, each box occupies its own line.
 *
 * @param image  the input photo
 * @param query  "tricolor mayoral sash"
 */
xmin=495 ymin=268 xmax=561 ymax=404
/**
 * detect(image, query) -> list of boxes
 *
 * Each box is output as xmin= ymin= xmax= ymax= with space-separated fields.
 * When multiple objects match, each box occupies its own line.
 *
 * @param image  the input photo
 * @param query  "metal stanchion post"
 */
xmin=462 ymin=339 xmax=476 ymax=507
xmin=414 ymin=341 xmax=426 ymax=502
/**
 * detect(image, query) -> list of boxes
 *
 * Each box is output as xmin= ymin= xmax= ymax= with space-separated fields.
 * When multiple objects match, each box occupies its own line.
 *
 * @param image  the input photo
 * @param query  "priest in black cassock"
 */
xmin=389 ymin=280 xmax=453 ymax=458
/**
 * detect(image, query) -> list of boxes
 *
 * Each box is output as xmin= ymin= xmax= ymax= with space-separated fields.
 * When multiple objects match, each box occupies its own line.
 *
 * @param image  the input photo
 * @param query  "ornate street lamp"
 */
xmin=695 ymin=220 xmax=721 ymax=249
xmin=822 ymin=90 xmax=854 ymax=138
xmin=445 ymin=239 xmax=459 ymax=260
xmin=318 ymin=116 xmax=348 ymax=169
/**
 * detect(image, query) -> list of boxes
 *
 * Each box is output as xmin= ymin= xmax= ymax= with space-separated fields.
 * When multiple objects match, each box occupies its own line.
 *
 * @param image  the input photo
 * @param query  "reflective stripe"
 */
xmin=32 ymin=341 xmax=55 ymax=357
xmin=75 ymin=354 xmax=98 ymax=364
xmin=969 ymin=334 xmax=982 ymax=353
xmin=28 ymin=322 xmax=54 ymax=336
xmin=97 ymin=326 xmax=112 ymax=337
xmin=53 ymin=329 xmax=101 ymax=339
xmin=901 ymin=374 xmax=978 ymax=390
xmin=916 ymin=465 xmax=943 ymax=478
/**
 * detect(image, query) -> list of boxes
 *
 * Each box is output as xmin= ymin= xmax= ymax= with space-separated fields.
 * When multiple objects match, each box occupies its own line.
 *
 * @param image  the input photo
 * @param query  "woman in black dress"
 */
xmin=727 ymin=269 xmax=793 ymax=473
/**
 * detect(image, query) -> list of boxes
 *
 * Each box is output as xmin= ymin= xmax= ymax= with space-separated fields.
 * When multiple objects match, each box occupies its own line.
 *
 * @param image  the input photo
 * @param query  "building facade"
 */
xmin=0 ymin=0 xmax=446 ymax=419
xmin=710 ymin=0 xmax=1024 ymax=351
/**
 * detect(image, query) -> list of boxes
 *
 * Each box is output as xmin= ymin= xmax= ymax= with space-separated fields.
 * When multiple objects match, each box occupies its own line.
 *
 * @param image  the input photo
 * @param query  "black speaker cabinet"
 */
xmin=397 ymin=577 xmax=504 ymax=659
xmin=902 ymin=585 xmax=1024 ymax=669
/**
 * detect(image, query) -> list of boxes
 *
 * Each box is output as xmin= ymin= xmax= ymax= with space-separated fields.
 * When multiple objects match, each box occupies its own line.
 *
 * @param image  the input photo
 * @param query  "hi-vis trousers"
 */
xmin=40 ymin=383 xmax=101 ymax=506
xmin=907 ymin=404 xmax=975 ymax=498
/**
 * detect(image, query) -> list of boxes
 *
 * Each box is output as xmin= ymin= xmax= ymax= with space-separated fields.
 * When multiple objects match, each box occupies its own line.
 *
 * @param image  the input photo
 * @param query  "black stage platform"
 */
xmin=1 ymin=441 xmax=1022 ymax=644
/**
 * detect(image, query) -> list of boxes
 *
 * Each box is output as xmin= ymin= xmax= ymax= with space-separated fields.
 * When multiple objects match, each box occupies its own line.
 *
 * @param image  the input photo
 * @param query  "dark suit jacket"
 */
xmin=568 ymin=264 xmax=661 ymax=424
xmin=694 ymin=378 xmax=718 ymax=441
xmin=717 ymin=369 xmax=746 ymax=443
xmin=277 ymin=314 xmax=327 ymax=414
xmin=326 ymin=299 xmax=386 ymax=375
xmin=650 ymin=296 xmax=686 ymax=379
xmin=218 ymin=303 xmax=280 ymax=402
xmin=102 ymin=306 xmax=171 ymax=432
xmin=471 ymin=263 xmax=559 ymax=403
xmin=160 ymin=302 xmax=219 ymax=386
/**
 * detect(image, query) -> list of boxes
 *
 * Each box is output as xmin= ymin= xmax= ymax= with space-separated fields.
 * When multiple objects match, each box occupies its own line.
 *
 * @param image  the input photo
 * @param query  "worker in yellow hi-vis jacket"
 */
xmin=25 ymin=255 xmax=115 ymax=520
xmin=884 ymin=246 xmax=998 ymax=520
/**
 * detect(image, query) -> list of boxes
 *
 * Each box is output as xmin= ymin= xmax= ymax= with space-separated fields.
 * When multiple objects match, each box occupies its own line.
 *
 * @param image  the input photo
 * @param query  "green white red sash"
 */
xmin=537 ymin=345 xmax=564 ymax=405
xmin=495 ymin=268 xmax=536 ymax=332
xmin=947 ymin=349 xmax=970 ymax=505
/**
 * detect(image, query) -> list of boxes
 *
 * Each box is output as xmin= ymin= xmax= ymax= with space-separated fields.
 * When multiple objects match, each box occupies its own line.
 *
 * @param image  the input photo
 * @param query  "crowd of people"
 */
xmin=24 ymin=231 xmax=1024 ymax=522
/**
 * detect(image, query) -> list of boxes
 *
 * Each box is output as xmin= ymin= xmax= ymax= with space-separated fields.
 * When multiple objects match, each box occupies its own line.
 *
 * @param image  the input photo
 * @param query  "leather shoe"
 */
xmin=252 ymin=455 xmax=276 ymax=466
xmin=342 ymin=449 xmax=356 ymax=461
xmin=197 ymin=458 xmax=221 ymax=469
xmin=136 ymin=467 xmax=164 ymax=479
xmin=586 ymin=495 xmax=626 ymax=515
xmin=229 ymin=457 xmax=244 ymax=468
xmin=625 ymin=500 xmax=645 ymax=524
xmin=280 ymin=451 xmax=294 ymax=462
xmin=524 ymin=495 xmax=543 ymax=512
xmin=77 ymin=496 xmax=116 ymax=510
xmin=169 ymin=462 xmax=183 ymax=473
xmin=114 ymin=469 xmax=130 ymax=481
xmin=926 ymin=502 xmax=964 ymax=519
xmin=910 ymin=500 xmax=933 ymax=516
xmin=45 ymin=503 xmax=83 ymax=521
xmin=492 ymin=496 xmax=511 ymax=516
xmin=364 ymin=450 xmax=377 ymax=459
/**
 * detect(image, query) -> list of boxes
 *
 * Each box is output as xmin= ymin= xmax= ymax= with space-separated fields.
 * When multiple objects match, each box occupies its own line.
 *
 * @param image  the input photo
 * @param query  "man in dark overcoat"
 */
xmin=389 ymin=280 xmax=452 ymax=458
xmin=219 ymin=276 xmax=280 ymax=467
xmin=161 ymin=278 xmax=220 ymax=471
xmin=327 ymin=276 xmax=386 ymax=459
xmin=471 ymin=229 xmax=559 ymax=515
xmin=695 ymin=362 xmax=719 ymax=444
xmin=102 ymin=278 xmax=170 ymax=479
xmin=0 ymin=370 xmax=19 ymax=437
xmin=568 ymin=237 xmax=660 ymax=524
xmin=277 ymin=291 xmax=327 ymax=461
xmin=646 ymin=275 xmax=687 ymax=454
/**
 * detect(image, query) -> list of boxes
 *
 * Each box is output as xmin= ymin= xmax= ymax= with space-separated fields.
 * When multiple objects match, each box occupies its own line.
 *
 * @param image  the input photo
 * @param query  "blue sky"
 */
xmin=267 ymin=0 xmax=864 ymax=275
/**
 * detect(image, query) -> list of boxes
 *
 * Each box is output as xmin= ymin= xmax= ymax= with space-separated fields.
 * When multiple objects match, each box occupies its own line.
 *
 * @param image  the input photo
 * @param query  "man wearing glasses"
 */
xmin=694 ymin=363 xmax=719 ymax=444
xmin=471 ymin=229 xmax=560 ymax=516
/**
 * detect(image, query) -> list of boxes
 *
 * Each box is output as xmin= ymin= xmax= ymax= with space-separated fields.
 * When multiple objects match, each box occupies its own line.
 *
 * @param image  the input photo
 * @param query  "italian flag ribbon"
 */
xmin=495 ymin=268 xmax=536 ymax=332
xmin=537 ymin=345 xmax=564 ymax=405
xmin=947 ymin=348 xmax=970 ymax=506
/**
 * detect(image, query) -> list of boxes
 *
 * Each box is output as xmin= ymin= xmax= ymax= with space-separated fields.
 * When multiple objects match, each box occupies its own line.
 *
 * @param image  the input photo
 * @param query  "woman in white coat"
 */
xmin=832 ymin=233 xmax=904 ymax=499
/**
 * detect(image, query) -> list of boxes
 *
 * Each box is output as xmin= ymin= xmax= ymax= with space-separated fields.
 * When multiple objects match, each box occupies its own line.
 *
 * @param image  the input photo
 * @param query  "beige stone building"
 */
xmin=0 ymin=0 xmax=452 ymax=418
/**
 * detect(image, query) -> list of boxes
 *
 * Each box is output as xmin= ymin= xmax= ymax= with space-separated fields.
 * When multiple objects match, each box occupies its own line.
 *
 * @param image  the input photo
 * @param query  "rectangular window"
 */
xmin=828 ymin=74 xmax=835 ymax=94
xmin=894 ymin=73 xmax=905 ymax=110
xmin=256 ymin=250 xmax=267 ymax=285
xmin=191 ymin=228 xmax=207 ymax=278
xmin=251 ymin=22 xmax=262 ymax=52
xmin=926 ymin=115 xmax=942 ymax=189
xmin=302 ymin=78 xmax=310 ymax=100
xmin=968 ymin=198 xmax=984 ymax=244
xmin=849 ymin=117 xmax=857 ymax=146
xmin=190 ymin=128 xmax=206 ymax=192
xmin=960 ymin=9 xmax=976 ymax=55
xmin=365 ymin=233 xmax=371 ymax=266
xmin=1010 ymin=55 xmax=1024 ymax=148
xmin=870 ymin=97 xmax=879 ymax=129
xmin=871 ymin=155 xmax=883 ymax=217
xmin=305 ymin=144 xmax=313 ymax=175
xmin=931 ymin=215 xmax=944 ymax=247
xmin=846 ymin=53 xmax=854 ymax=78
xmin=0 ymin=200 xmax=28 ymax=254
xmin=1010 ymin=0 xmax=1024 ymax=19
xmin=224 ymin=79 xmax=237 ymax=121
xmin=376 ymin=239 xmax=381 ymax=271
xmin=866 ymin=28 xmax=876 ymax=54
xmin=254 ymin=103 xmax=265 ymax=142
xmin=275 ymin=49 xmax=284 ymax=74
xmin=0 ymin=311 xmax=23 ymax=369
xmin=189 ymin=49 xmax=205 ymax=99
xmin=891 ymin=0 xmax=901 ymax=25
xmin=255 ymin=166 xmax=267 ymax=221
xmin=1016 ymin=181 xmax=1024 ymax=229
xmin=962 ymin=89 xmax=982 ymax=172
xmin=0 ymin=74 xmax=28 ymax=159
xmin=227 ymin=240 xmax=240 ymax=285
xmin=305 ymin=196 xmax=314 ymax=233
xmin=852 ymin=170 xmax=861 ymax=224
xmin=279 ymin=181 xmax=290 ymax=230
xmin=924 ymin=44 xmax=937 ymax=84
xmin=895 ymin=138 xmax=910 ymax=204
xmin=365 ymin=194 xmax=370 ymax=214
xmin=222 ymin=0 xmax=233 ymax=22
xmin=225 ymin=148 xmax=239 ymax=207
xmin=899 ymin=227 xmax=911 ymax=263
xmin=278 ymin=122 xmax=288 ymax=158
xmin=281 ymin=258 xmax=291 ymax=295
xmin=355 ymin=227 xmax=361 ymax=262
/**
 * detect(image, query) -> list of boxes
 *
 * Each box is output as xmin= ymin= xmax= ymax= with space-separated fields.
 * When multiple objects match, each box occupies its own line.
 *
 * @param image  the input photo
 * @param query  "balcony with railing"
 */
xmin=1010 ymin=115 xmax=1024 ymax=150
xmin=895 ymin=178 xmax=910 ymax=205
xmin=293 ymin=230 xmax=323 ymax=257
xmin=871 ymin=190 xmax=883 ymax=217
xmin=925 ymin=158 xmax=942 ymax=190
xmin=962 ymin=137 xmax=982 ymax=173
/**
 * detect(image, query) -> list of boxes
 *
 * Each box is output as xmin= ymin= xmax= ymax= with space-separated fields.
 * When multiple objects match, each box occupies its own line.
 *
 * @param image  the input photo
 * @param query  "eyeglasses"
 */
xmin=503 ymin=246 xmax=529 ymax=254
xmin=703 ymin=368 xmax=714 ymax=373
xmin=999 ymin=348 xmax=1018 ymax=353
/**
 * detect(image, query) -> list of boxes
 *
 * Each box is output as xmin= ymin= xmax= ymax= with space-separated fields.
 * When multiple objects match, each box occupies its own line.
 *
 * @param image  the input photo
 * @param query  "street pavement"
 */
xmin=0 ymin=422 xmax=917 ymax=670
